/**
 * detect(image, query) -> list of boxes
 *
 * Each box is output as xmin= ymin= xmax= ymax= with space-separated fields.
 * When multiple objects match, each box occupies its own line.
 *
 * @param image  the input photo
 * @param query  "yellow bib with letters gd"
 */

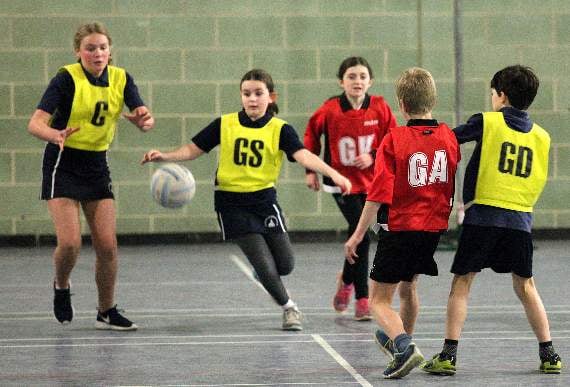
xmin=474 ymin=112 xmax=550 ymax=212
xmin=62 ymin=63 xmax=126 ymax=151
xmin=216 ymin=113 xmax=285 ymax=192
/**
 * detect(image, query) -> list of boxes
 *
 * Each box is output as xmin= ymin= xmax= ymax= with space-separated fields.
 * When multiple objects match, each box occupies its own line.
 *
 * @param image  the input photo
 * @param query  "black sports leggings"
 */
xmin=235 ymin=232 xmax=295 ymax=306
xmin=333 ymin=193 xmax=370 ymax=299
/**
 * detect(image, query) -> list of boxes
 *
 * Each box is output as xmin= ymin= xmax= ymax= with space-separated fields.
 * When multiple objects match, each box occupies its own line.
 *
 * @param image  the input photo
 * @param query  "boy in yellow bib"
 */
xmin=421 ymin=65 xmax=562 ymax=375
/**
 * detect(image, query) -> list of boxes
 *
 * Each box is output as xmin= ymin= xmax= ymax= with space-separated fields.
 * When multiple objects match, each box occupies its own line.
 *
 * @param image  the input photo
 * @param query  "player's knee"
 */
xmin=513 ymin=276 xmax=535 ymax=301
xmin=95 ymin=245 xmax=118 ymax=262
xmin=57 ymin=242 xmax=81 ymax=259
xmin=277 ymin=261 xmax=294 ymax=276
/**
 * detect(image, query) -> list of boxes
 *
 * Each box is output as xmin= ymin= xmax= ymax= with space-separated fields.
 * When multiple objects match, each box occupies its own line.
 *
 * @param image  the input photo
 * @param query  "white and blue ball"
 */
xmin=150 ymin=163 xmax=196 ymax=208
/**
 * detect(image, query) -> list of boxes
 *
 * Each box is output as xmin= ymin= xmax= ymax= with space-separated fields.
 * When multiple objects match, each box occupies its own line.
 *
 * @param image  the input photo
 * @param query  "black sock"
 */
xmin=539 ymin=341 xmax=556 ymax=360
xmin=441 ymin=339 xmax=458 ymax=360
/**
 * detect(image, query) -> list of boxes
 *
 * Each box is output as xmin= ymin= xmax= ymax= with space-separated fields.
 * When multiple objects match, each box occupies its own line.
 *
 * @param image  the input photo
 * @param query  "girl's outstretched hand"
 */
xmin=124 ymin=106 xmax=154 ymax=131
xmin=54 ymin=127 xmax=79 ymax=150
xmin=141 ymin=149 xmax=164 ymax=164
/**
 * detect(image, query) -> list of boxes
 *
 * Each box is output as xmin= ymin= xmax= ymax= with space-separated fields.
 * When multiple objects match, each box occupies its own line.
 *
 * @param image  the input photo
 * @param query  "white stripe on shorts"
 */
xmin=217 ymin=211 xmax=226 ymax=240
xmin=272 ymin=204 xmax=286 ymax=232
xmin=50 ymin=148 xmax=64 ymax=199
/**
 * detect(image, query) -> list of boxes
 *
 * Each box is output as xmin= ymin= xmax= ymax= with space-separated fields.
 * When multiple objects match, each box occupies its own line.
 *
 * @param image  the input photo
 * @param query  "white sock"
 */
xmin=282 ymin=299 xmax=297 ymax=310
xmin=54 ymin=280 xmax=70 ymax=290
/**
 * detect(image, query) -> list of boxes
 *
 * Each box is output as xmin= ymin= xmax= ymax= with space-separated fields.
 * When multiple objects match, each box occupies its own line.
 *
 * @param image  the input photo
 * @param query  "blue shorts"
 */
xmin=41 ymin=143 xmax=114 ymax=201
xmin=451 ymin=224 xmax=533 ymax=278
xmin=370 ymin=230 xmax=441 ymax=283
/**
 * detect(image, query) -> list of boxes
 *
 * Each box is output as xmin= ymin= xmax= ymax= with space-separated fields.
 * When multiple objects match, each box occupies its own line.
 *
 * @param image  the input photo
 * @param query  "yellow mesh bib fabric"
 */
xmin=216 ymin=113 xmax=285 ymax=192
xmin=62 ymin=63 xmax=126 ymax=151
xmin=474 ymin=112 xmax=550 ymax=212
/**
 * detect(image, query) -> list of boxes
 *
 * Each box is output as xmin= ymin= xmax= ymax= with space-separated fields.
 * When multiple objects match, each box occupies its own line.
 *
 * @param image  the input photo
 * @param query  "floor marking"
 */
xmin=3 ymin=307 xmax=570 ymax=321
xmin=3 ymin=329 xmax=570 ymax=343
xmin=1 ymin=330 xmax=570 ymax=343
xmin=115 ymin=382 xmax=360 ymax=387
xmin=2 ymin=335 xmax=570 ymax=350
xmin=312 ymin=334 xmax=373 ymax=387
xmin=229 ymin=254 xmax=269 ymax=294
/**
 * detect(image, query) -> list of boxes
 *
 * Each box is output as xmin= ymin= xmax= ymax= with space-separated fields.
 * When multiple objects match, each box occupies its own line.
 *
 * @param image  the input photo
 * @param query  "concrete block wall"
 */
xmin=1 ymin=0 xmax=569 ymax=237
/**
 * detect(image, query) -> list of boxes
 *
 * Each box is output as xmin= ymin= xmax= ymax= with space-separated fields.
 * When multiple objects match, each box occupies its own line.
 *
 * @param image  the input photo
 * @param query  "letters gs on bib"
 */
xmin=234 ymin=137 xmax=264 ymax=167
xmin=499 ymin=142 xmax=532 ymax=178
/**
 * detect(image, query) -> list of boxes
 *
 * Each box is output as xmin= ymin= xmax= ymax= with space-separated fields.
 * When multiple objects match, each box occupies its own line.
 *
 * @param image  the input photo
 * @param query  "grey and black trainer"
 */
xmin=53 ymin=283 xmax=74 ymax=324
xmin=95 ymin=305 xmax=138 ymax=331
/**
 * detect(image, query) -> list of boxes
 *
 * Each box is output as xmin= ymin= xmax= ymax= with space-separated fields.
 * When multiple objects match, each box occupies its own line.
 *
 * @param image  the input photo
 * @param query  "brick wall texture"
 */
xmin=1 ymin=0 xmax=569 ymax=236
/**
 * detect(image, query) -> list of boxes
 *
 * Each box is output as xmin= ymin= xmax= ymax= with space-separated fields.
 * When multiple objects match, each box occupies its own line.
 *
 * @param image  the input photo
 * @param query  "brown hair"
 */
xmin=395 ymin=67 xmax=437 ymax=114
xmin=240 ymin=69 xmax=279 ymax=116
xmin=73 ymin=22 xmax=112 ymax=63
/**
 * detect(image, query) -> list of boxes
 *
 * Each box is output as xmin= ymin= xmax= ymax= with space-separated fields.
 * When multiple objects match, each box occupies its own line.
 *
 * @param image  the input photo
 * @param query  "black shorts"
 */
xmin=370 ymin=230 xmax=441 ymax=283
xmin=451 ymin=224 xmax=533 ymax=278
xmin=41 ymin=143 xmax=114 ymax=201
xmin=216 ymin=202 xmax=287 ymax=241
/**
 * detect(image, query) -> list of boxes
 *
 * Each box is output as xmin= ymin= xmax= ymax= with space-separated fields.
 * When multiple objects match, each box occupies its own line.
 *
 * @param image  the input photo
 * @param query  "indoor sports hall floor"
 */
xmin=1 ymin=239 xmax=568 ymax=386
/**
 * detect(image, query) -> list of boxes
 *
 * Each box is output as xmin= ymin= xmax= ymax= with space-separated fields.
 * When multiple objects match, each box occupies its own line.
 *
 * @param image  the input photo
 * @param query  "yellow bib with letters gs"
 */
xmin=474 ymin=112 xmax=550 ymax=212
xmin=216 ymin=113 xmax=285 ymax=192
xmin=62 ymin=63 xmax=126 ymax=151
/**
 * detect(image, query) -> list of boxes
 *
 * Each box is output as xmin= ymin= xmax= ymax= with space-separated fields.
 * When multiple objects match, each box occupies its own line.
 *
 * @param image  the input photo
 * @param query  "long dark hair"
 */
xmin=240 ymin=69 xmax=279 ymax=116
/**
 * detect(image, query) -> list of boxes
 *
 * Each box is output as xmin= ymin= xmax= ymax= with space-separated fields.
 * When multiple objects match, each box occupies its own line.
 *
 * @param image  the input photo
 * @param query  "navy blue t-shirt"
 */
xmin=37 ymin=64 xmax=144 ymax=129
xmin=454 ymin=107 xmax=535 ymax=232
xmin=192 ymin=110 xmax=305 ymax=208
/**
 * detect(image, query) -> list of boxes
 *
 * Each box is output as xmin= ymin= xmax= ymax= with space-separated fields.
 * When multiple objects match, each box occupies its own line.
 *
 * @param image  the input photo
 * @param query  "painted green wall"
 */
xmin=1 ymin=0 xmax=569 ymax=237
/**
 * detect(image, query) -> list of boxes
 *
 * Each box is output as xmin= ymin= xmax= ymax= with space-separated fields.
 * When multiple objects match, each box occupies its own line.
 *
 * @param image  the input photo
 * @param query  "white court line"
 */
xmin=3 ymin=308 xmax=570 ymax=321
xmin=3 ymin=329 xmax=570 ymax=342
xmin=1 ymin=339 xmax=316 ymax=349
xmin=5 ymin=329 xmax=570 ymax=343
xmin=0 ymin=281 xmax=231 ymax=288
xmin=0 ymin=306 xmax=332 ymax=317
xmin=2 ymin=334 xmax=570 ymax=349
xmin=116 ymin=382 xmax=360 ymax=387
xmin=312 ymin=334 xmax=373 ymax=387
xmin=2 ymin=304 xmax=569 ymax=316
xmin=229 ymin=254 xmax=269 ymax=294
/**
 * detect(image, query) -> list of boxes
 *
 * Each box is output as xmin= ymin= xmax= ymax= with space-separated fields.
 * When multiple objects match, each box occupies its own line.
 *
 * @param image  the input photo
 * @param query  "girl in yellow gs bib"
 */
xmin=142 ymin=69 xmax=351 ymax=331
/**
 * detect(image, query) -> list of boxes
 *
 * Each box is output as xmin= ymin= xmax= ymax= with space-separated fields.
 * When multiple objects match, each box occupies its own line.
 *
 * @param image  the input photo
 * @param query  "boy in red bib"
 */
xmin=345 ymin=67 xmax=460 ymax=379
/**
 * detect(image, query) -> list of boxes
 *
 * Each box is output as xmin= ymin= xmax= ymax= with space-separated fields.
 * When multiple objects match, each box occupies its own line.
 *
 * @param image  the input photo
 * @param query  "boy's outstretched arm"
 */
xmin=292 ymin=148 xmax=352 ymax=194
xmin=344 ymin=201 xmax=381 ymax=264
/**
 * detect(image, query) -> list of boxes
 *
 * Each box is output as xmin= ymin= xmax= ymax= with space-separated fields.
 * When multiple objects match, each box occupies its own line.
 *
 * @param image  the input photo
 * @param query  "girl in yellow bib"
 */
xmin=141 ymin=69 xmax=352 ymax=331
xmin=28 ymin=22 xmax=154 ymax=331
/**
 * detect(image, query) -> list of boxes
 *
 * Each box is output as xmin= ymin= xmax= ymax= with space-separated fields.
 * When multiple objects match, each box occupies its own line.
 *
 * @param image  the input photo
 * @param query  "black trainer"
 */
xmin=95 ymin=305 xmax=138 ymax=331
xmin=53 ymin=283 xmax=74 ymax=324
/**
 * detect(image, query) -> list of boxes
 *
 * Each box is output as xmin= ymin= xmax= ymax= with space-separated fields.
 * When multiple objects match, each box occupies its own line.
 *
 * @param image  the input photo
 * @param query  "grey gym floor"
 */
xmin=1 ymin=239 xmax=568 ymax=386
